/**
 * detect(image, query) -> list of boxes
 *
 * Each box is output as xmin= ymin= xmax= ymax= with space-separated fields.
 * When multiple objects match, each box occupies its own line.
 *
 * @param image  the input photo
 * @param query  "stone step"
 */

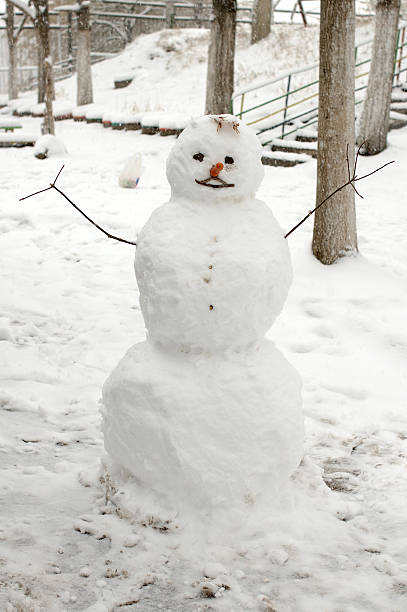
xmin=0 ymin=134 xmax=36 ymax=147
xmin=389 ymin=110 xmax=407 ymax=130
xmin=295 ymin=132 xmax=318 ymax=143
xmin=261 ymin=150 xmax=309 ymax=167
xmin=390 ymin=102 xmax=407 ymax=115
xmin=268 ymin=137 xmax=318 ymax=159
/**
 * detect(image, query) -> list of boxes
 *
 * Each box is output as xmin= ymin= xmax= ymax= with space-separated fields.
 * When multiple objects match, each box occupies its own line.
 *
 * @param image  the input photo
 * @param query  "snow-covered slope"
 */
xmin=11 ymin=18 xmax=375 ymax=119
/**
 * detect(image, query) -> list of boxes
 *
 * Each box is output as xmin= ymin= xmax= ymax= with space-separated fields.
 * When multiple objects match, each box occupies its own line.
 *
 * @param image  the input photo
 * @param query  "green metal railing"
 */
xmin=231 ymin=26 xmax=407 ymax=144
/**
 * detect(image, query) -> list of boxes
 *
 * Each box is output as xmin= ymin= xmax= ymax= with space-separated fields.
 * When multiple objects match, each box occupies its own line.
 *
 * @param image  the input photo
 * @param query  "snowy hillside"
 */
xmin=11 ymin=17 xmax=375 ymax=118
xmin=1 ymin=16 xmax=407 ymax=612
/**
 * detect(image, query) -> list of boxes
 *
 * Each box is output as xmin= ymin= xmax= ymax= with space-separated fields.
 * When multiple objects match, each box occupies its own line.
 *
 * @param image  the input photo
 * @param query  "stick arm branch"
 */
xmin=284 ymin=146 xmax=395 ymax=239
xmin=20 ymin=165 xmax=137 ymax=247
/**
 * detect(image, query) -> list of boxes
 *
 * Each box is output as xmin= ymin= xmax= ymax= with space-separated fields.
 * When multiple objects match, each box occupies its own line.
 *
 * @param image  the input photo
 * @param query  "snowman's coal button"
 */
xmin=208 ymin=265 xmax=213 ymax=270
xmin=203 ymin=278 xmax=210 ymax=283
xmin=209 ymin=305 xmax=214 ymax=310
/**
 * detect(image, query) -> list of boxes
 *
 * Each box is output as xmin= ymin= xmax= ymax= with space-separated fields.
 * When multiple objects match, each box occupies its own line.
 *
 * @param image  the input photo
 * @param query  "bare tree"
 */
xmin=76 ymin=1 xmax=94 ymax=106
xmin=205 ymin=0 xmax=237 ymax=115
xmin=251 ymin=0 xmax=273 ymax=44
xmin=33 ymin=0 xmax=54 ymax=134
xmin=7 ymin=0 xmax=55 ymax=134
xmin=5 ymin=1 xmax=18 ymax=100
xmin=357 ymin=0 xmax=401 ymax=155
xmin=312 ymin=0 xmax=358 ymax=265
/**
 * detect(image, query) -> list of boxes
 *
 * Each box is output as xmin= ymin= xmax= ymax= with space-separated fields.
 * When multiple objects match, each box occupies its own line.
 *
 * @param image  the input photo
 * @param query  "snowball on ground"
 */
xmin=33 ymin=134 xmax=68 ymax=157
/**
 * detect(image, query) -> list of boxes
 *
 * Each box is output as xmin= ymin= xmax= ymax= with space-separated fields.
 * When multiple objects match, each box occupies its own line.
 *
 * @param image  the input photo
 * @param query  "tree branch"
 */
xmin=19 ymin=165 xmax=137 ymax=247
xmin=284 ymin=145 xmax=395 ymax=239
xmin=6 ymin=0 xmax=35 ymax=20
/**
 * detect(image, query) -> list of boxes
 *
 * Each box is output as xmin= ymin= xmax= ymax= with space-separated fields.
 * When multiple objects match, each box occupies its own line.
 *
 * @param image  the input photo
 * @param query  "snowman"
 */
xmin=102 ymin=115 xmax=303 ymax=521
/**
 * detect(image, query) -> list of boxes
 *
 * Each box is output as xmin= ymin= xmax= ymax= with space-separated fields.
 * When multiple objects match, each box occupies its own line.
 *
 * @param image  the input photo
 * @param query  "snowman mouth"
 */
xmin=195 ymin=176 xmax=235 ymax=189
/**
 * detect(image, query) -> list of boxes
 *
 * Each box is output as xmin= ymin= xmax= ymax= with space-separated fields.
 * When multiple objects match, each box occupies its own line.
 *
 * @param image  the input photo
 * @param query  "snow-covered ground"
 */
xmin=1 ymin=22 xmax=407 ymax=612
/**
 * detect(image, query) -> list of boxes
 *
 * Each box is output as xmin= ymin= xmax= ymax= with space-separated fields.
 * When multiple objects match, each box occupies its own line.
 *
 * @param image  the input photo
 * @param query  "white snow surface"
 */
xmin=1 ymin=21 xmax=407 ymax=612
xmin=33 ymin=134 xmax=68 ymax=157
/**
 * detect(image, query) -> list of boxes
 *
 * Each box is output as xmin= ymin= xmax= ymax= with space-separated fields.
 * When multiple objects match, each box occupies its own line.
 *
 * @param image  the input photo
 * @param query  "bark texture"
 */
xmin=33 ymin=0 xmax=55 ymax=134
xmin=6 ymin=1 xmax=18 ymax=100
xmin=312 ymin=0 xmax=357 ymax=265
xmin=205 ymin=0 xmax=237 ymax=115
xmin=76 ymin=3 xmax=94 ymax=106
xmin=37 ymin=30 xmax=45 ymax=103
xmin=357 ymin=0 xmax=401 ymax=155
xmin=251 ymin=0 xmax=273 ymax=44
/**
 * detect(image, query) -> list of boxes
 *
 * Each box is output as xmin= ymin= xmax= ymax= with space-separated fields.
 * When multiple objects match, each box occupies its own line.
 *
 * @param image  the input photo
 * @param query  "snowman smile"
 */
xmin=195 ymin=176 xmax=235 ymax=189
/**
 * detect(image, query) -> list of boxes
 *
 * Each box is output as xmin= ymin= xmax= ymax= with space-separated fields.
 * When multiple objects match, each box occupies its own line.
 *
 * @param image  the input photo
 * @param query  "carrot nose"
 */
xmin=210 ymin=162 xmax=224 ymax=177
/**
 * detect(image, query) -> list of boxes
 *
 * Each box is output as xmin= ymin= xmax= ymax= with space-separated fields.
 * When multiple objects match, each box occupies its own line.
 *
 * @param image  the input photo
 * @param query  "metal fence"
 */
xmin=231 ymin=26 xmax=407 ymax=142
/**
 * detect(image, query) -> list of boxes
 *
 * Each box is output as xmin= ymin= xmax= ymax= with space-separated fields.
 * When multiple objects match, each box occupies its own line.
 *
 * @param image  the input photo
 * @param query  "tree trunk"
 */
xmin=312 ymin=0 xmax=357 ymax=265
xmin=76 ymin=3 xmax=94 ymax=106
xmin=357 ymin=0 xmax=400 ymax=155
xmin=36 ymin=30 xmax=45 ymax=103
xmin=251 ymin=0 xmax=273 ymax=44
xmin=205 ymin=0 xmax=237 ymax=115
xmin=6 ymin=1 xmax=18 ymax=100
xmin=33 ymin=0 xmax=54 ymax=134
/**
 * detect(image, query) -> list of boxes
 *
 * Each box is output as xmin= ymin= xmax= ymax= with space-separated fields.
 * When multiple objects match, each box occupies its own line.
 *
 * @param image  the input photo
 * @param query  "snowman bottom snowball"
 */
xmin=102 ymin=341 xmax=303 ymax=517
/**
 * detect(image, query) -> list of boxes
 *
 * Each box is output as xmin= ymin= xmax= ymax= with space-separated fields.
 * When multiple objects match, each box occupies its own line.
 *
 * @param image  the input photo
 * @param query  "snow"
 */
xmin=1 ymin=19 xmax=407 ymax=612
xmin=33 ymin=134 xmax=67 ymax=157
xmin=141 ymin=112 xmax=166 ymax=127
xmin=159 ymin=114 xmax=189 ymax=130
xmin=0 ymin=131 xmax=36 ymax=142
xmin=262 ymin=149 xmax=309 ymax=162
xmin=0 ymin=118 xmax=22 ymax=128
xmin=266 ymin=137 xmax=318 ymax=150
xmin=85 ymin=108 xmax=104 ymax=121
xmin=103 ymin=338 xmax=303 ymax=523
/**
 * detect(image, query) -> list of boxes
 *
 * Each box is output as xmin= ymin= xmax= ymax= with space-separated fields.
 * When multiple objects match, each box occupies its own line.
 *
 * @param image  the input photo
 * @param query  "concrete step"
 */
xmin=389 ymin=110 xmax=407 ymax=130
xmin=268 ymin=137 xmax=318 ymax=159
xmin=390 ymin=102 xmax=407 ymax=115
xmin=261 ymin=150 xmax=309 ymax=167
xmin=295 ymin=131 xmax=318 ymax=143
xmin=0 ymin=134 xmax=36 ymax=147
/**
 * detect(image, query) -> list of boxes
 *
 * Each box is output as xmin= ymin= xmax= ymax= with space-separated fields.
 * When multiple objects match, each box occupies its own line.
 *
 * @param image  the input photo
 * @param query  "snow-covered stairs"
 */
xmin=261 ymin=150 xmax=310 ymax=167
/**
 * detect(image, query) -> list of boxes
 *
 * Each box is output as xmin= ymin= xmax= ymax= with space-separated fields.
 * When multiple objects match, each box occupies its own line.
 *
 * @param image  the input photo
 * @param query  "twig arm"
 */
xmin=51 ymin=185 xmax=137 ymax=246
xmin=284 ymin=149 xmax=395 ymax=239
xmin=285 ymin=179 xmax=352 ymax=239
xmin=19 ymin=165 xmax=137 ymax=247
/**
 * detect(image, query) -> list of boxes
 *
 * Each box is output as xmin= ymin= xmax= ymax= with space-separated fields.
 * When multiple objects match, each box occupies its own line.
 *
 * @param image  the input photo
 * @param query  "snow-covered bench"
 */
xmin=0 ymin=133 xmax=36 ymax=147
xmin=0 ymin=119 xmax=22 ymax=133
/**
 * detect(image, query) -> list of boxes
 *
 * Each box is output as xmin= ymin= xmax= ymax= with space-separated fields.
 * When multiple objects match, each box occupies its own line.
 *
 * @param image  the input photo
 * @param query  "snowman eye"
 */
xmin=193 ymin=153 xmax=205 ymax=162
xmin=225 ymin=156 xmax=234 ymax=164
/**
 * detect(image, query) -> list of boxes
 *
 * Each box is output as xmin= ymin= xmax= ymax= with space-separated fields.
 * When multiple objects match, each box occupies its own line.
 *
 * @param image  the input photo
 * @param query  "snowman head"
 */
xmin=166 ymin=115 xmax=264 ymax=204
